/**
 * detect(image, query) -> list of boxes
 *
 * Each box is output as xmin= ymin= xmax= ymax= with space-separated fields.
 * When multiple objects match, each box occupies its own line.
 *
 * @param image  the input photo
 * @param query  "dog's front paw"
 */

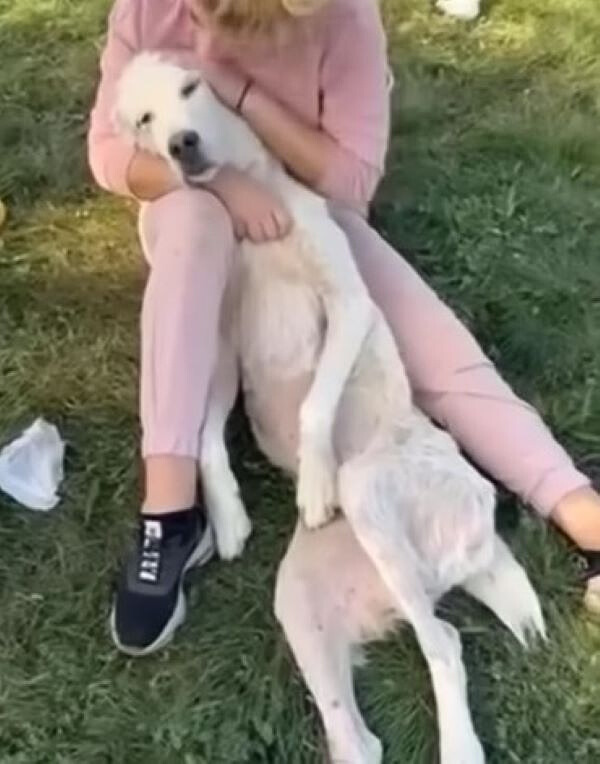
xmin=440 ymin=730 xmax=485 ymax=764
xmin=203 ymin=466 xmax=252 ymax=560
xmin=329 ymin=728 xmax=382 ymax=764
xmin=296 ymin=441 xmax=337 ymax=530
xmin=212 ymin=493 xmax=252 ymax=561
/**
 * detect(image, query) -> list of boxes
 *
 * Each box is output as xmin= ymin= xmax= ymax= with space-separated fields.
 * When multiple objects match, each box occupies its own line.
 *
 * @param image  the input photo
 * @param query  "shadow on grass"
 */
xmin=0 ymin=0 xmax=109 ymax=205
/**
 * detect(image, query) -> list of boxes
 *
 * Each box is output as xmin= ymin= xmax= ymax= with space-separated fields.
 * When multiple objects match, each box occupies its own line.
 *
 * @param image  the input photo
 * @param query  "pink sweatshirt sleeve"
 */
xmin=87 ymin=0 xmax=139 ymax=196
xmin=315 ymin=0 xmax=391 ymax=210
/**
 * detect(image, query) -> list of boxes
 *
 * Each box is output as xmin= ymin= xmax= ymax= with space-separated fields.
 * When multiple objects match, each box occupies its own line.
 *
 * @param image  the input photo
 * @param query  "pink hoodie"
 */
xmin=87 ymin=0 xmax=391 ymax=209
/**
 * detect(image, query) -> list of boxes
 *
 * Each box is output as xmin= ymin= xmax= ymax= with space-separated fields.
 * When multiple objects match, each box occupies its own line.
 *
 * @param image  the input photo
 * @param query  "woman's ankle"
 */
xmin=143 ymin=455 xmax=197 ymax=514
xmin=551 ymin=486 xmax=600 ymax=550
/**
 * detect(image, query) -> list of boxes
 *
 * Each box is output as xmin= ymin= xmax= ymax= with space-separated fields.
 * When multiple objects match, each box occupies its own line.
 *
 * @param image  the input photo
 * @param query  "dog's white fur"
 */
xmin=116 ymin=53 xmax=545 ymax=763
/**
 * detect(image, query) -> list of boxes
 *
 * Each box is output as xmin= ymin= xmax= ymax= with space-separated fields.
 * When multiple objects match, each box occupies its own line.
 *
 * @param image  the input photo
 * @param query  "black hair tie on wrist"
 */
xmin=236 ymin=78 xmax=253 ymax=113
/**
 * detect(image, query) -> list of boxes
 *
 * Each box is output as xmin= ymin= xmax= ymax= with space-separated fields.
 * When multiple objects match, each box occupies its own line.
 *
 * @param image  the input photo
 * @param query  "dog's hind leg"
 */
xmin=199 ymin=339 xmax=251 ymax=560
xmin=275 ymin=523 xmax=383 ymax=764
xmin=338 ymin=462 xmax=485 ymax=764
xmin=462 ymin=535 xmax=546 ymax=647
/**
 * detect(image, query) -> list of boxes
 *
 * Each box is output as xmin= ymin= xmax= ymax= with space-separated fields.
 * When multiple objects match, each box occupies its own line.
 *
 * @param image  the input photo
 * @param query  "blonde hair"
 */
xmin=199 ymin=0 xmax=330 ymax=32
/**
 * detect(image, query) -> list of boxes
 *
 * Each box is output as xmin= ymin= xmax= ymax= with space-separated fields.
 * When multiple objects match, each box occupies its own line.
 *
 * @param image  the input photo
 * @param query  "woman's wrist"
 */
xmin=202 ymin=61 xmax=249 ymax=111
xmin=238 ymin=79 xmax=261 ymax=119
xmin=203 ymin=165 xmax=241 ymax=203
xmin=236 ymin=78 xmax=253 ymax=113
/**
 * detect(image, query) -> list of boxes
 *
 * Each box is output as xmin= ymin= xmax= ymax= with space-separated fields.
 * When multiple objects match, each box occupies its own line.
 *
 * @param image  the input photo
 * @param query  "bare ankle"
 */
xmin=144 ymin=455 xmax=197 ymax=513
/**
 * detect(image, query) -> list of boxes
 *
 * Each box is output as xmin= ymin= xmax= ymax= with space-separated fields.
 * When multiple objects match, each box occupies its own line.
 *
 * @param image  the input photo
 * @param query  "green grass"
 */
xmin=0 ymin=0 xmax=599 ymax=761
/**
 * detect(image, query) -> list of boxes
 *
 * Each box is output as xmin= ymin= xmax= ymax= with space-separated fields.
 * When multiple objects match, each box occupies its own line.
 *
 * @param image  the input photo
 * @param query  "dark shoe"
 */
xmin=578 ymin=550 xmax=600 ymax=615
xmin=110 ymin=506 xmax=214 ymax=656
xmin=579 ymin=549 xmax=600 ymax=583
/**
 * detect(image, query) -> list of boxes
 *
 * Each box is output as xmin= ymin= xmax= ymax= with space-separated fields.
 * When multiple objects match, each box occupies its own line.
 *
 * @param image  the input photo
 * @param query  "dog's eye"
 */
xmin=181 ymin=80 xmax=200 ymax=98
xmin=137 ymin=112 xmax=153 ymax=128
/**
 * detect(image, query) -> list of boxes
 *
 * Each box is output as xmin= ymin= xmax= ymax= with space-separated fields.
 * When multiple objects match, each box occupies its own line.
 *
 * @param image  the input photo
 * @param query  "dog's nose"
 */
xmin=168 ymin=130 xmax=200 ymax=161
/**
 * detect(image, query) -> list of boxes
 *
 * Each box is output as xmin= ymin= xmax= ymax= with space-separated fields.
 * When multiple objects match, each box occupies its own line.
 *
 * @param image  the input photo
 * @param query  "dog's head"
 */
xmin=115 ymin=53 xmax=219 ymax=184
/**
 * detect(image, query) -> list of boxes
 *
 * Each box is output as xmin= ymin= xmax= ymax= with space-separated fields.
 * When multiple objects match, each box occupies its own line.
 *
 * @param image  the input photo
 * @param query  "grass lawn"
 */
xmin=1 ymin=0 xmax=599 ymax=761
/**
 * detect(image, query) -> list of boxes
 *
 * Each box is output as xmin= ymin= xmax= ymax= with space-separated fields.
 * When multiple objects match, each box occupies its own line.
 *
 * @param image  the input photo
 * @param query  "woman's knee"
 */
xmin=140 ymin=187 xmax=235 ymax=276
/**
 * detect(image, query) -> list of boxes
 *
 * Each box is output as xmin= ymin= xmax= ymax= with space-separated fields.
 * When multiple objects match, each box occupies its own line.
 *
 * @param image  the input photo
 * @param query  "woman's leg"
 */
xmin=333 ymin=209 xmax=600 ymax=577
xmin=140 ymin=187 xmax=235 ymax=512
xmin=111 ymin=187 xmax=236 ymax=656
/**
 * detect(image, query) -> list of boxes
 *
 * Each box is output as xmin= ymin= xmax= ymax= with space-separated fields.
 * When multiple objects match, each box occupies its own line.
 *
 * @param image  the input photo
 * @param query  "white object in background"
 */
xmin=0 ymin=418 xmax=65 ymax=511
xmin=436 ymin=0 xmax=481 ymax=21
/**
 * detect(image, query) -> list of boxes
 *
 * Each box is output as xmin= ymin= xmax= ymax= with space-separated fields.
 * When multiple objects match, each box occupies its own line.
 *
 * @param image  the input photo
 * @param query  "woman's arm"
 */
xmin=126 ymin=150 xmax=291 ymax=241
xmin=203 ymin=0 xmax=390 ymax=210
xmin=241 ymin=88 xmax=384 ymax=212
xmin=240 ymin=87 xmax=339 ymax=193
xmin=87 ymin=0 xmax=139 ymax=196
xmin=88 ymin=1 xmax=290 ymax=240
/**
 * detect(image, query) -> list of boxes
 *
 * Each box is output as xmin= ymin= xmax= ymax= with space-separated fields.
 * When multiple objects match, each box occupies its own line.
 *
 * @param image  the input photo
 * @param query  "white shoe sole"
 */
xmin=110 ymin=523 xmax=215 ymax=657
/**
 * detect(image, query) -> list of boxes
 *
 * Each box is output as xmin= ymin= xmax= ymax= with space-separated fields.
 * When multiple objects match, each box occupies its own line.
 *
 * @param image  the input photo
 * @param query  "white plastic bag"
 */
xmin=436 ymin=0 xmax=481 ymax=21
xmin=0 ymin=418 xmax=65 ymax=511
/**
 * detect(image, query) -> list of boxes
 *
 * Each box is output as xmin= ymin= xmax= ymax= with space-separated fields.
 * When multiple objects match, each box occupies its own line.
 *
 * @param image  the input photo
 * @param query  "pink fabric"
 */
xmin=87 ymin=0 xmax=389 ymax=208
xmin=139 ymin=188 xmax=235 ymax=457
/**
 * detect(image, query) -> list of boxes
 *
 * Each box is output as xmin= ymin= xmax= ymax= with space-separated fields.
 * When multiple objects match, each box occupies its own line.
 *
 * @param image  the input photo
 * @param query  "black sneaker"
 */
xmin=110 ymin=506 xmax=214 ymax=656
xmin=579 ymin=549 xmax=600 ymax=616
xmin=579 ymin=549 xmax=600 ymax=583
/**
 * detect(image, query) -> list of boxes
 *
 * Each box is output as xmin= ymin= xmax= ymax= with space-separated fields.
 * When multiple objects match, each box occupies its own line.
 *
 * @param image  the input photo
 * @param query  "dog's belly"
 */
xmin=243 ymin=356 xmax=403 ymax=475
xmin=238 ymin=273 xmax=322 ymax=471
xmin=289 ymin=517 xmax=402 ymax=643
xmin=244 ymin=371 xmax=311 ymax=472
xmin=237 ymin=258 xmax=323 ymax=372
xmin=238 ymin=279 xmax=411 ymax=472
xmin=245 ymin=368 xmax=399 ymax=474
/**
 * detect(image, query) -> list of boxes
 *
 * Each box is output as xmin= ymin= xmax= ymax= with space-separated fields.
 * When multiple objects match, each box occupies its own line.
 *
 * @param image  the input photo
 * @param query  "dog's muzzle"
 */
xmin=168 ymin=129 xmax=216 ymax=184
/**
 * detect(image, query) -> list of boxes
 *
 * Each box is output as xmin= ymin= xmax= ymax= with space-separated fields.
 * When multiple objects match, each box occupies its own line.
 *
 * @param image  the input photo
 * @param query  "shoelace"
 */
xmin=138 ymin=519 xmax=163 ymax=584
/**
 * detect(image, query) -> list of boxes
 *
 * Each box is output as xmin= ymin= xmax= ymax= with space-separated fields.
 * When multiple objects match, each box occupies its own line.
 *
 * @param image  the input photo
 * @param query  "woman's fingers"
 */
xmin=233 ymin=218 xmax=246 ymax=240
xmin=272 ymin=208 xmax=293 ymax=238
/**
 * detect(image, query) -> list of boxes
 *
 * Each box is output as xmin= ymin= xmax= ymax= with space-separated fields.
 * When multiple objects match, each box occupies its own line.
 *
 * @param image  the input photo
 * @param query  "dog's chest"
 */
xmin=237 ymin=243 xmax=324 ymax=380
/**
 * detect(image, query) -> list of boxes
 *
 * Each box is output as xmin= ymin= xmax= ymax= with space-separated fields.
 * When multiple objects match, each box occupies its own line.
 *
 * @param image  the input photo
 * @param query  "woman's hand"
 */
xmin=207 ymin=165 xmax=293 ymax=243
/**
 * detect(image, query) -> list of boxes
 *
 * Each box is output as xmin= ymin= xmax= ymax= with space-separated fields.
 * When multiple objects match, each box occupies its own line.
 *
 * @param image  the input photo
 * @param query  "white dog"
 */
xmin=116 ymin=53 xmax=545 ymax=764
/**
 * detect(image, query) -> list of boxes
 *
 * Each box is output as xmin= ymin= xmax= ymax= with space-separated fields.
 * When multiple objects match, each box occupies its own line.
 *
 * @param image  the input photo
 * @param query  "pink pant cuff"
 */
xmin=142 ymin=435 xmax=199 ymax=460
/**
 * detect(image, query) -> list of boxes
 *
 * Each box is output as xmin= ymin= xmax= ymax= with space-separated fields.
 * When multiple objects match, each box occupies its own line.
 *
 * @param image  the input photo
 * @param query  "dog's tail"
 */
xmin=462 ymin=534 xmax=547 ymax=647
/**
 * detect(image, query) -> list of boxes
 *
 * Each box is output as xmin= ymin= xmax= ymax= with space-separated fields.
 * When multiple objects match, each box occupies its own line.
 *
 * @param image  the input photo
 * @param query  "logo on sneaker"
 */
xmin=138 ymin=519 xmax=162 ymax=583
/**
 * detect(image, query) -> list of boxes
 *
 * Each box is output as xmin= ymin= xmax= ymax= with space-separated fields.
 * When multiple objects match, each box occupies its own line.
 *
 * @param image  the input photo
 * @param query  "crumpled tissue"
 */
xmin=436 ymin=0 xmax=481 ymax=21
xmin=0 ymin=418 xmax=65 ymax=511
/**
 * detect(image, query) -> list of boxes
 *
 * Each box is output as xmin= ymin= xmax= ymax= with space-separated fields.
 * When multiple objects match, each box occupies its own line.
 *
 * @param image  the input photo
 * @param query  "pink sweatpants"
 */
xmin=139 ymin=187 xmax=589 ymax=517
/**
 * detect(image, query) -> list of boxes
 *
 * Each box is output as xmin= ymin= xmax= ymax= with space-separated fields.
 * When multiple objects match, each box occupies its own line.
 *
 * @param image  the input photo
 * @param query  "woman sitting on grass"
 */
xmin=88 ymin=0 xmax=600 ymax=656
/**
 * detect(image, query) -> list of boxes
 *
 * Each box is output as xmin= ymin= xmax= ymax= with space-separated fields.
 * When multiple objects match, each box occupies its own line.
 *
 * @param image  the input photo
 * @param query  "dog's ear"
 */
xmin=189 ymin=66 xmax=203 ymax=79
xmin=183 ymin=66 xmax=204 ymax=86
